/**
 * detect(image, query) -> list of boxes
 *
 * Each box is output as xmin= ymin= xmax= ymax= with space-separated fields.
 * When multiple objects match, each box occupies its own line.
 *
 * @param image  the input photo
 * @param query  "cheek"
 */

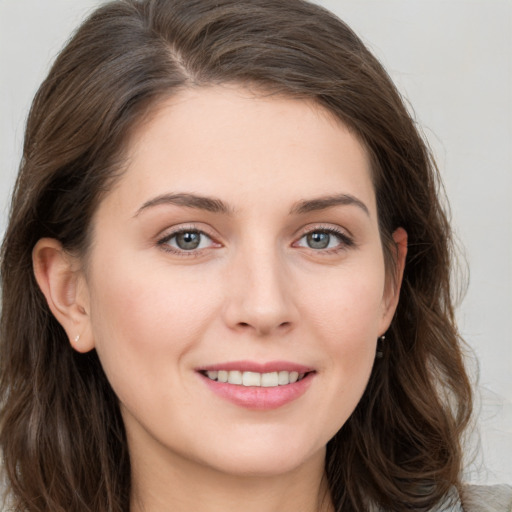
xmin=90 ymin=247 xmax=214 ymax=333
xmin=86 ymin=255 xmax=220 ymax=398
xmin=303 ymin=262 xmax=385 ymax=346
xmin=298 ymin=262 xmax=384 ymax=418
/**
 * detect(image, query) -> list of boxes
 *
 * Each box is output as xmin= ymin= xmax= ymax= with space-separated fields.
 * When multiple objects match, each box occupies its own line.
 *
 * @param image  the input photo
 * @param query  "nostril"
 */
xmin=233 ymin=317 xmax=294 ymax=335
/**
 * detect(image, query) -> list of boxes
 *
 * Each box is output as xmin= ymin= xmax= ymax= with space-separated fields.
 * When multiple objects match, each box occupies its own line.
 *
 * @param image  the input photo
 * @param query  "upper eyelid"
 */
xmin=295 ymin=223 xmax=353 ymax=240
xmin=293 ymin=224 xmax=356 ymax=254
xmin=157 ymin=228 xmax=219 ymax=257
xmin=156 ymin=226 xmax=216 ymax=248
xmin=160 ymin=229 xmax=212 ymax=241
xmin=157 ymin=224 xmax=216 ymax=240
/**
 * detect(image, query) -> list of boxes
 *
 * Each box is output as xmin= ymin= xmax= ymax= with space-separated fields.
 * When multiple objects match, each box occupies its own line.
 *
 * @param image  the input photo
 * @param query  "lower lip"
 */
xmin=199 ymin=373 xmax=314 ymax=410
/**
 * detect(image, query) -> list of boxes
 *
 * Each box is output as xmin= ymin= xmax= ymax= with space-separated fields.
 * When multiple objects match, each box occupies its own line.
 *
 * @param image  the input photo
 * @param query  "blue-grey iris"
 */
xmin=176 ymin=232 xmax=201 ymax=250
xmin=307 ymin=232 xmax=330 ymax=249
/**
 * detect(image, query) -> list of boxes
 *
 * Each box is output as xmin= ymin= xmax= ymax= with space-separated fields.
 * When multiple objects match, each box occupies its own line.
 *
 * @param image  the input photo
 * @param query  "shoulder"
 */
xmin=369 ymin=485 xmax=512 ymax=512
xmin=460 ymin=484 xmax=512 ymax=512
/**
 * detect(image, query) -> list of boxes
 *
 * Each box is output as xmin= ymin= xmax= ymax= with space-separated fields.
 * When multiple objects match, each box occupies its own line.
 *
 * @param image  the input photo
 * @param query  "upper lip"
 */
xmin=196 ymin=360 xmax=314 ymax=374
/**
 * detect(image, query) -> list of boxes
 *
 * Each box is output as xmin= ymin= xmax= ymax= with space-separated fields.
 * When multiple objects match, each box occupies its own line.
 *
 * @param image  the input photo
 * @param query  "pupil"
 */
xmin=307 ymin=232 xmax=329 ymax=249
xmin=177 ymin=232 xmax=200 ymax=250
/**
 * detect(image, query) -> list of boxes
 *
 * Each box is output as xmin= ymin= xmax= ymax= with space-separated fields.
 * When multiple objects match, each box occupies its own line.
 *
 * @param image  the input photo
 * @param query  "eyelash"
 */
xmin=157 ymin=225 xmax=354 ymax=257
xmin=157 ymin=225 xmax=217 ymax=258
xmin=294 ymin=226 xmax=354 ymax=254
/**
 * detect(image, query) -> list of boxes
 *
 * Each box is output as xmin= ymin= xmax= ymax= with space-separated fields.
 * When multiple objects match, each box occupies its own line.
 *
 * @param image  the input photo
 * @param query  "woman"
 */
xmin=0 ymin=0 xmax=510 ymax=510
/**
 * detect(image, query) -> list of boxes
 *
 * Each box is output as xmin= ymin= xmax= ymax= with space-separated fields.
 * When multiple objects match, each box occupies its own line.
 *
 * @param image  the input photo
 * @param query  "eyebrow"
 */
xmin=289 ymin=193 xmax=370 ymax=217
xmin=135 ymin=192 xmax=369 ymax=217
xmin=135 ymin=193 xmax=235 ymax=216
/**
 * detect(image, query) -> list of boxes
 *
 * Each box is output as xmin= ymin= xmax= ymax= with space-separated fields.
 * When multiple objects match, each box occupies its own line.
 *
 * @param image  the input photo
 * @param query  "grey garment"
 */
xmin=433 ymin=486 xmax=464 ymax=512
xmin=368 ymin=485 xmax=512 ymax=512
xmin=460 ymin=485 xmax=512 ymax=512
xmin=426 ymin=485 xmax=512 ymax=512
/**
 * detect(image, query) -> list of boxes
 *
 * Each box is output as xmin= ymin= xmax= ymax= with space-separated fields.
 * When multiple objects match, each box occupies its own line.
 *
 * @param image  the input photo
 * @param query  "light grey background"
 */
xmin=1 ymin=0 xmax=511 ymax=484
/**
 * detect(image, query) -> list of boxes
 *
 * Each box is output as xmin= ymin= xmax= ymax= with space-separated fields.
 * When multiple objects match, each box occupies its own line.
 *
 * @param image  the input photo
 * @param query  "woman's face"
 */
xmin=79 ymin=86 xmax=404 ymax=478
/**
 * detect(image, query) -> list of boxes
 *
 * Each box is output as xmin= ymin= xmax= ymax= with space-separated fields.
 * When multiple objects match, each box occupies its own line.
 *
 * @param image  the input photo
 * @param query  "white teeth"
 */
xmin=242 ymin=371 xmax=261 ymax=387
xmin=204 ymin=369 xmax=308 ymax=387
xmin=261 ymin=372 xmax=278 ymax=387
xmin=289 ymin=371 xmax=299 ymax=383
xmin=278 ymin=370 xmax=289 ymax=385
xmin=228 ymin=370 xmax=242 ymax=385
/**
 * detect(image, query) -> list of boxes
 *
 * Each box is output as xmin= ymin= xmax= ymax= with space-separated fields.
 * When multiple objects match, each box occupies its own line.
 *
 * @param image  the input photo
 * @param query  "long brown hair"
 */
xmin=0 ymin=0 xmax=472 ymax=510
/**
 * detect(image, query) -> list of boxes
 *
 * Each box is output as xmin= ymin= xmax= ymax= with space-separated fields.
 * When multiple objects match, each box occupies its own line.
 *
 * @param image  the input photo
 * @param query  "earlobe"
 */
xmin=32 ymin=238 xmax=94 ymax=353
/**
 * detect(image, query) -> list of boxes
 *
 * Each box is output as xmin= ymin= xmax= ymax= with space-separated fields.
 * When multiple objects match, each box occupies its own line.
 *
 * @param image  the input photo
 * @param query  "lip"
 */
xmin=196 ymin=360 xmax=316 ymax=410
xmin=197 ymin=360 xmax=314 ymax=374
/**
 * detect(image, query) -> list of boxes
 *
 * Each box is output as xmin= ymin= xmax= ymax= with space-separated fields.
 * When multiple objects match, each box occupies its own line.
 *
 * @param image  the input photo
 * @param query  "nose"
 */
xmin=222 ymin=246 xmax=298 ymax=337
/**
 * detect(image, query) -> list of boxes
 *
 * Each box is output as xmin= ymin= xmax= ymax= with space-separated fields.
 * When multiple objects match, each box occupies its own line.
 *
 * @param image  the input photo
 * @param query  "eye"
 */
xmin=158 ymin=229 xmax=217 ymax=253
xmin=295 ymin=228 xmax=353 ymax=251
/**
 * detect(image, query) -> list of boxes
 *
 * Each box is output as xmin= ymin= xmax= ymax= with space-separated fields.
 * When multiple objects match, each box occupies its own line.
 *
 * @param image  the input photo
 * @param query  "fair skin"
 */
xmin=33 ymin=85 xmax=407 ymax=512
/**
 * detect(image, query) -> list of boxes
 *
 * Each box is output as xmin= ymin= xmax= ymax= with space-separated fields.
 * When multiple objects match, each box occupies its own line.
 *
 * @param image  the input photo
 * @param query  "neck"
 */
xmin=129 ymin=442 xmax=333 ymax=512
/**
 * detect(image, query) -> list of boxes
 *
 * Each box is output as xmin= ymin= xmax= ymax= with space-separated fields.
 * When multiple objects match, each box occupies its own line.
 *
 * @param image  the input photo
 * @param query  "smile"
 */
xmin=201 ymin=370 xmax=308 ymax=387
xmin=197 ymin=362 xmax=315 ymax=410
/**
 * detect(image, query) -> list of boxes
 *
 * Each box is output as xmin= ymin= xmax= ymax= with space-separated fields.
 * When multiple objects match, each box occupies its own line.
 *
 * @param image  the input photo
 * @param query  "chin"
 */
xmin=193 ymin=431 xmax=327 ymax=478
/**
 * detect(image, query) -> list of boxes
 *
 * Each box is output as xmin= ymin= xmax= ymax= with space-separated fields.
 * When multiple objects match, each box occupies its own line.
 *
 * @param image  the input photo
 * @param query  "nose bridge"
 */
xmin=223 ymin=238 xmax=297 ymax=336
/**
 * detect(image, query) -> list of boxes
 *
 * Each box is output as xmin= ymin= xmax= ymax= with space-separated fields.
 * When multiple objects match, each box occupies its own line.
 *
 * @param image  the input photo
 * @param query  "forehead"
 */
xmin=104 ymin=85 xmax=376 ymax=217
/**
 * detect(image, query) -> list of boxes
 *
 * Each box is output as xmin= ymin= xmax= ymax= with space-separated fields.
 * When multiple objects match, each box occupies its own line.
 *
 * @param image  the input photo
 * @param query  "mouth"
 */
xmin=196 ymin=362 xmax=316 ymax=410
xmin=199 ymin=369 xmax=311 ymax=387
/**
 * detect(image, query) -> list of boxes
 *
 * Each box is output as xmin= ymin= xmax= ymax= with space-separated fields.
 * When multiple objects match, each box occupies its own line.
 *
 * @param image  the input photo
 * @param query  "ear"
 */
xmin=32 ymin=238 xmax=94 ymax=353
xmin=380 ymin=227 xmax=408 ymax=332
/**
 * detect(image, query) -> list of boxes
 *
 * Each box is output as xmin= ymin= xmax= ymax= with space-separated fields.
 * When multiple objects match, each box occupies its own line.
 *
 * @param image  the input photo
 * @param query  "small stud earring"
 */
xmin=74 ymin=334 xmax=80 ymax=343
xmin=376 ymin=334 xmax=386 ymax=358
